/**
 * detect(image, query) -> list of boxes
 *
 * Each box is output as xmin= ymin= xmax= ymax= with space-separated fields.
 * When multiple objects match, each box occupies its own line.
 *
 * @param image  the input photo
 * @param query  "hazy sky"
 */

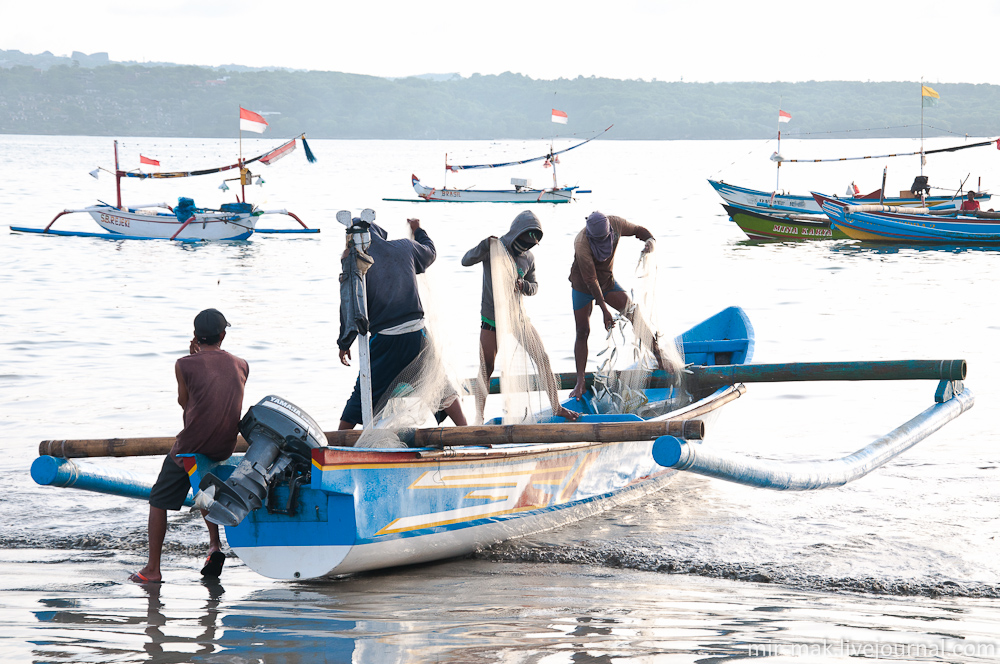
xmin=5 ymin=0 xmax=1000 ymax=84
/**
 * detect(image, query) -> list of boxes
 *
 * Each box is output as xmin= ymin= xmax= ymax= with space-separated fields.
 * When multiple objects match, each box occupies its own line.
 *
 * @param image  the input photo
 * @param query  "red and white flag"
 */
xmin=551 ymin=108 xmax=568 ymax=124
xmin=778 ymin=109 xmax=792 ymax=123
xmin=139 ymin=155 xmax=160 ymax=166
xmin=240 ymin=107 xmax=269 ymax=134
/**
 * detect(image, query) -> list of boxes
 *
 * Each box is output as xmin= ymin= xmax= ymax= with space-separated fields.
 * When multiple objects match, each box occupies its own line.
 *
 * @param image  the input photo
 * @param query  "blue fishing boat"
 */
xmin=708 ymin=179 xmax=982 ymax=215
xmin=32 ymin=305 xmax=974 ymax=580
xmin=816 ymin=193 xmax=1000 ymax=244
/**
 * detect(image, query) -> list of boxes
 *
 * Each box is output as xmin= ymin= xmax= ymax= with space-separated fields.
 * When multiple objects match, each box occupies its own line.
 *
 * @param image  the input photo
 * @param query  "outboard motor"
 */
xmin=196 ymin=396 xmax=326 ymax=527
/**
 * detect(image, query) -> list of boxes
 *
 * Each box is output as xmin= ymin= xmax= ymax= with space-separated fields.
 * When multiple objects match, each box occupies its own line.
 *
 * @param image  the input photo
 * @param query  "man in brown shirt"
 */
xmin=568 ymin=211 xmax=661 ymax=399
xmin=130 ymin=309 xmax=249 ymax=584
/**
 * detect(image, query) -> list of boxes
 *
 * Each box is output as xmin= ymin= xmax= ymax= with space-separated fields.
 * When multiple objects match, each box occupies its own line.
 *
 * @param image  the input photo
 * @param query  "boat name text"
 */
xmin=100 ymin=213 xmax=130 ymax=228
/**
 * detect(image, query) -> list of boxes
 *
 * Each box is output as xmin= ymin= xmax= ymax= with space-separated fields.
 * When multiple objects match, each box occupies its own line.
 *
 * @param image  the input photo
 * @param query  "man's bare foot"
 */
xmin=568 ymin=382 xmax=586 ymax=399
xmin=554 ymin=406 xmax=581 ymax=421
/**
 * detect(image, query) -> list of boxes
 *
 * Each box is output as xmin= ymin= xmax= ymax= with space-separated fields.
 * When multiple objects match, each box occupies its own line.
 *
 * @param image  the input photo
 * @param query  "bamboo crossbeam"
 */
xmin=39 ymin=419 xmax=704 ymax=458
xmin=476 ymin=360 xmax=966 ymax=395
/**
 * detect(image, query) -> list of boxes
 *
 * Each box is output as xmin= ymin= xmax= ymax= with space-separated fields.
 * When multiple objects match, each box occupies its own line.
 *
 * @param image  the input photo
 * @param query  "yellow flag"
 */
xmin=921 ymin=85 xmax=940 ymax=99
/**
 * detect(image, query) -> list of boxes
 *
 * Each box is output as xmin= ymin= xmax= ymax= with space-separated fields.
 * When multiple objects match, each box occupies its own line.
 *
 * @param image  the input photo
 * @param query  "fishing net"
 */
xmin=474 ymin=238 xmax=563 ymax=425
xmin=589 ymin=250 xmax=687 ymax=417
xmin=353 ymin=229 xmax=467 ymax=448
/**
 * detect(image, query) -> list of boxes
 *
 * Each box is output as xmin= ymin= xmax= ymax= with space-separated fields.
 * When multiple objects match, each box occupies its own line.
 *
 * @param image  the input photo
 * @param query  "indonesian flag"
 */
xmin=551 ymin=108 xmax=568 ymax=124
xmin=240 ymin=107 xmax=268 ymax=134
xmin=778 ymin=110 xmax=792 ymax=123
xmin=139 ymin=155 xmax=160 ymax=166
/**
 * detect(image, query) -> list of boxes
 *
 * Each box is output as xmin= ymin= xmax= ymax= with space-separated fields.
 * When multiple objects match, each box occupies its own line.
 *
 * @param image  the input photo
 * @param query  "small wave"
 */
xmin=478 ymin=541 xmax=1000 ymax=599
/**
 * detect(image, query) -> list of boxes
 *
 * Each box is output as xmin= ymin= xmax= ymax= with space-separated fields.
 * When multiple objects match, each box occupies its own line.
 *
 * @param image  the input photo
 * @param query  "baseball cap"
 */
xmin=194 ymin=309 xmax=230 ymax=337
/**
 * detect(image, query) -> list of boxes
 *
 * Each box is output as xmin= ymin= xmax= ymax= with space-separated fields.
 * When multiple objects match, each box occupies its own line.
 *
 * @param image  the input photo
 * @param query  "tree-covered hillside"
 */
xmin=2 ymin=62 xmax=998 ymax=140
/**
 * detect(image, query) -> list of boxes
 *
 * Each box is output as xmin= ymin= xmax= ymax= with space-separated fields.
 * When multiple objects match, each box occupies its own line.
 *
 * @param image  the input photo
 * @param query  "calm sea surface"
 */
xmin=1 ymin=134 xmax=998 ymax=662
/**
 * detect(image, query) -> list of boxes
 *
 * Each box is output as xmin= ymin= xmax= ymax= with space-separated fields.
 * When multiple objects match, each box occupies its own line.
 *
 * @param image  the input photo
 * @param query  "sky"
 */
xmin=4 ymin=0 xmax=1000 ymax=84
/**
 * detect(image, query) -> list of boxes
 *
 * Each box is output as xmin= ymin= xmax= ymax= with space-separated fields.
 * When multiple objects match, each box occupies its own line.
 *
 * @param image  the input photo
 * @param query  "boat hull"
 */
xmin=412 ymin=177 xmax=579 ymax=203
xmin=709 ymin=179 xmax=985 ymax=214
xmin=819 ymin=200 xmax=1000 ymax=243
xmin=86 ymin=205 xmax=258 ymax=241
xmin=723 ymin=203 xmax=848 ymax=241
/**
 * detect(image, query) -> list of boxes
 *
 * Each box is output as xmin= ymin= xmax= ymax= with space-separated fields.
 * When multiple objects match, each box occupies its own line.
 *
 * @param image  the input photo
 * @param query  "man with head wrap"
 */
xmin=463 ymin=210 xmax=580 ymax=424
xmin=568 ymin=211 xmax=666 ymax=399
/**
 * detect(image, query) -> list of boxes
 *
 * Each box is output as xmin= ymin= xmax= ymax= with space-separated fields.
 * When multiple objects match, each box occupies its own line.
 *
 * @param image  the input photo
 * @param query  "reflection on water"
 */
xmin=14 ymin=561 xmax=1000 ymax=663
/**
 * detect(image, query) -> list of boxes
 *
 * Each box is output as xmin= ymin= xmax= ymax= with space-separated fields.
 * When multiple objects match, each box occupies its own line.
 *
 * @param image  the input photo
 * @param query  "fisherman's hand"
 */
xmin=189 ymin=337 xmax=200 ymax=355
xmin=407 ymin=218 xmax=421 ymax=232
xmin=601 ymin=306 xmax=615 ymax=330
xmin=339 ymin=348 xmax=351 ymax=366
xmin=514 ymin=278 xmax=525 ymax=293
xmin=641 ymin=238 xmax=655 ymax=255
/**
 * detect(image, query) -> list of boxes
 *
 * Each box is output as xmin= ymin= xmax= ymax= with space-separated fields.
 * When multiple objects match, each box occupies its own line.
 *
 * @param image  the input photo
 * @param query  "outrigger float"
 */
xmin=30 ymin=311 xmax=972 ymax=578
xmin=11 ymin=134 xmax=319 ymax=242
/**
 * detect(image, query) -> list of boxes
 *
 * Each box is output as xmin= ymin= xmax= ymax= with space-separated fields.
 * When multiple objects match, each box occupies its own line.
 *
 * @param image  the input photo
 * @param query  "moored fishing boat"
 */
xmin=722 ymin=202 xmax=848 ymax=240
xmin=816 ymin=193 xmax=1000 ymax=243
xmin=709 ymin=179 xmax=984 ymax=215
xmin=11 ymin=108 xmax=319 ymax=241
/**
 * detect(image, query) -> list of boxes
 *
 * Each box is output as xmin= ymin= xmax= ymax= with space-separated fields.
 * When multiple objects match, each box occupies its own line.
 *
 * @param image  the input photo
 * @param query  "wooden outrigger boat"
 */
xmin=722 ymin=202 xmax=848 ymax=241
xmin=384 ymin=126 xmax=610 ymax=204
xmin=30 ymin=302 xmax=974 ymax=580
xmin=814 ymin=193 xmax=1000 ymax=243
xmin=11 ymin=135 xmax=319 ymax=242
xmin=709 ymin=179 xmax=985 ymax=215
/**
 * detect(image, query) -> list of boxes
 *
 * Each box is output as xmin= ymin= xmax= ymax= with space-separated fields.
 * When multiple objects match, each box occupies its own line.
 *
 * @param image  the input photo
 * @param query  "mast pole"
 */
xmin=776 ymin=97 xmax=782 ymax=192
xmin=920 ymin=79 xmax=924 ymax=178
xmin=114 ymin=140 xmax=122 ymax=209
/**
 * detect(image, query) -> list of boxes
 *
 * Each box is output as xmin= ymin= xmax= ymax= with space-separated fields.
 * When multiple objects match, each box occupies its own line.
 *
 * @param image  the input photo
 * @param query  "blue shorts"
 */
xmin=571 ymin=281 xmax=626 ymax=311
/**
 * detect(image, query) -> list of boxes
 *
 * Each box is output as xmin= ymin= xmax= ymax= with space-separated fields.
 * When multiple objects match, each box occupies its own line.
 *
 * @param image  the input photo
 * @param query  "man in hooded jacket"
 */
xmin=462 ymin=210 xmax=580 ymax=424
xmin=338 ymin=218 xmax=466 ymax=429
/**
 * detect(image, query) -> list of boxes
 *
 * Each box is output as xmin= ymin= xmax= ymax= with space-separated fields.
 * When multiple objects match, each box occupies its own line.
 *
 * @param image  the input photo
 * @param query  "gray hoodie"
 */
xmin=461 ymin=210 xmax=542 ymax=324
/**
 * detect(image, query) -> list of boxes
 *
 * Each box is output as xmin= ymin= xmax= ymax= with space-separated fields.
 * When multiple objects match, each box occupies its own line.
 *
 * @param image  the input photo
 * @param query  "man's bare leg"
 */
xmin=475 ymin=328 xmax=498 ymax=425
xmin=570 ymin=303 xmax=593 ymax=399
xmin=131 ymin=506 xmax=167 ymax=583
xmin=521 ymin=323 xmax=580 ymax=420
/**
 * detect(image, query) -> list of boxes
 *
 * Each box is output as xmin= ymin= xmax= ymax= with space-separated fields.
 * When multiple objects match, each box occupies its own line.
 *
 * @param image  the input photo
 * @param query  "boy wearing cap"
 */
xmin=568 ymin=211 xmax=662 ymax=399
xmin=130 ymin=308 xmax=249 ymax=584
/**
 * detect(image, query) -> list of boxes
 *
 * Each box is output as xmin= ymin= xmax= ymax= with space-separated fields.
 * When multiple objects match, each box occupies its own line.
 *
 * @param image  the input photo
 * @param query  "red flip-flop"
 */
xmin=200 ymin=551 xmax=226 ymax=578
xmin=128 ymin=571 xmax=163 ymax=584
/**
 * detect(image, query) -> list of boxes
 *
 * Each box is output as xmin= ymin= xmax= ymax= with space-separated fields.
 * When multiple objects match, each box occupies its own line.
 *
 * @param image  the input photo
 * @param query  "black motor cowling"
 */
xmin=196 ymin=396 xmax=326 ymax=527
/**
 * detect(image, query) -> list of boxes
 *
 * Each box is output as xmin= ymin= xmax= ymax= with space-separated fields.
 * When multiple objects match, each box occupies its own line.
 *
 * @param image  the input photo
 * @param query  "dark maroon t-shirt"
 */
xmin=171 ymin=348 xmax=249 ymax=464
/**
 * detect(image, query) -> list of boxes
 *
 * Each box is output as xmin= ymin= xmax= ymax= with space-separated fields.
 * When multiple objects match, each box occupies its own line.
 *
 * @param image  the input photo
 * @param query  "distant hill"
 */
xmin=2 ymin=50 xmax=999 ymax=139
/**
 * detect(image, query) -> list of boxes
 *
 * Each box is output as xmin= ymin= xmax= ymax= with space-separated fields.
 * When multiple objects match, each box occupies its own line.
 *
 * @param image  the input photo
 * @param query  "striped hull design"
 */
xmin=821 ymin=201 xmax=1000 ymax=243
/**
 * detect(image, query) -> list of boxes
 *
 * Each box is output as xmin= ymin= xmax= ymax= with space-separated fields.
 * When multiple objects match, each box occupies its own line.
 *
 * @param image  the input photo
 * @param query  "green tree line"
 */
xmin=3 ymin=62 xmax=999 ymax=140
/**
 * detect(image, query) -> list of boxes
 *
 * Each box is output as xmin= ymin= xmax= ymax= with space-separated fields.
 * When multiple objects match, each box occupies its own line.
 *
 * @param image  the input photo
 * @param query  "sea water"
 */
xmin=0 ymin=134 xmax=998 ymax=662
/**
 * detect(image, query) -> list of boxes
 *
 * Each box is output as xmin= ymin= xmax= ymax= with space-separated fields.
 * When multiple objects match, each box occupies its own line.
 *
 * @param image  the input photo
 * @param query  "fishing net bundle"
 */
xmin=477 ymin=238 xmax=563 ymax=425
xmin=589 ymin=250 xmax=687 ymax=417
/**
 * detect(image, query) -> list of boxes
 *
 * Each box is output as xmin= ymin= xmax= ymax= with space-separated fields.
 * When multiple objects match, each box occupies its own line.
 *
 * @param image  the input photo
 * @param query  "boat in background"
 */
xmin=815 ymin=192 xmax=1000 ymax=244
xmin=709 ymin=179 xmax=985 ymax=215
xmin=722 ymin=202 xmax=848 ymax=240
xmin=11 ymin=111 xmax=319 ymax=241
xmin=386 ymin=123 xmax=611 ymax=204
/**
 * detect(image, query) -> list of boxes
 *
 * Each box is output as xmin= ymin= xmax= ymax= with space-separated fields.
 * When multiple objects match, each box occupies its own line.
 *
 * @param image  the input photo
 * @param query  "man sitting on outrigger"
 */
xmin=568 ymin=211 xmax=674 ymax=399
xmin=462 ymin=210 xmax=580 ymax=424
